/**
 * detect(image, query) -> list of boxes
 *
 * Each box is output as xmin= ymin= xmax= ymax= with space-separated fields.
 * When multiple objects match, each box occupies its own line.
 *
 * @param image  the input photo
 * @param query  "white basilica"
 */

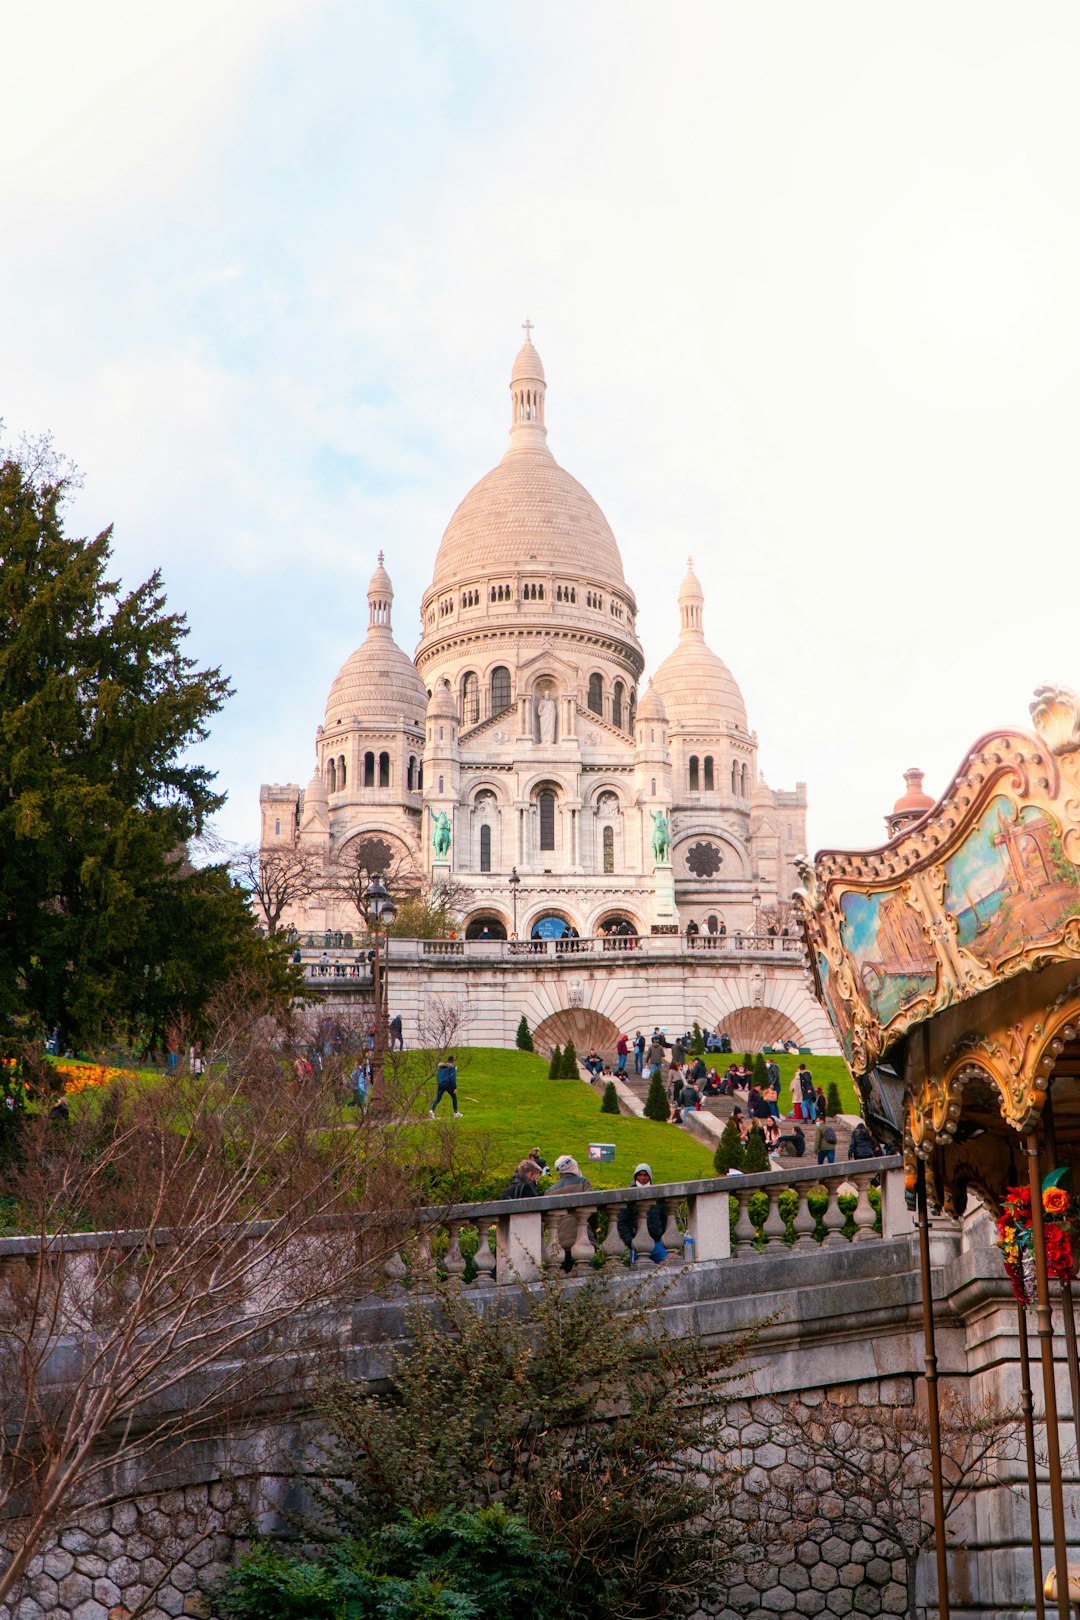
xmin=259 ymin=330 xmax=808 ymax=943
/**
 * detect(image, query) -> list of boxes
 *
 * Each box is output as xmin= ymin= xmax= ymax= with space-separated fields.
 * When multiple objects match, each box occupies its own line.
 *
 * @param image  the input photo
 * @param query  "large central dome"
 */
xmin=430 ymin=451 xmax=627 ymax=590
xmin=427 ymin=332 xmax=628 ymax=595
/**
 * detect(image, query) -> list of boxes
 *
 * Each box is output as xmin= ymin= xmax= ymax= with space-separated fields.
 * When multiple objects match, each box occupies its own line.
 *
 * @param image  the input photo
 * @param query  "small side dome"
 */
xmin=428 ymin=678 xmax=457 ymax=720
xmin=636 ymin=679 xmax=667 ymax=723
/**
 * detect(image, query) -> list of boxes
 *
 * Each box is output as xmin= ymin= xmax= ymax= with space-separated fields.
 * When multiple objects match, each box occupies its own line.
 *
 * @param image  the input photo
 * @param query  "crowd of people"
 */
xmin=500 ymin=1152 xmax=670 ymax=1267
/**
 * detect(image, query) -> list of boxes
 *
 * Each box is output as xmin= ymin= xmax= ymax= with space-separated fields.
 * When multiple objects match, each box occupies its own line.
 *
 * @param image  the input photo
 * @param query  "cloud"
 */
xmin=1 ymin=0 xmax=1078 ymax=857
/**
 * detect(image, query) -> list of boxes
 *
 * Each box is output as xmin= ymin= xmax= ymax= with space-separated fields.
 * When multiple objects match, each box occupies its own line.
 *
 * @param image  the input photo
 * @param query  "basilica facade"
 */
xmin=259 ymin=331 xmax=808 ymax=942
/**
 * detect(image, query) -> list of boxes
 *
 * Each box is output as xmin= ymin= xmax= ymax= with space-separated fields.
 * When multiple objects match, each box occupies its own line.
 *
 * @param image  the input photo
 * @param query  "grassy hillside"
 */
xmin=424 ymin=1048 xmax=716 ymax=1190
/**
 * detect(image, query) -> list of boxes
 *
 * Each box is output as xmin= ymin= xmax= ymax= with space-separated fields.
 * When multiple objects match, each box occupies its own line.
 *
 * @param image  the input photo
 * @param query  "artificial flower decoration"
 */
xmin=997 ymin=1167 xmax=1080 ymax=1305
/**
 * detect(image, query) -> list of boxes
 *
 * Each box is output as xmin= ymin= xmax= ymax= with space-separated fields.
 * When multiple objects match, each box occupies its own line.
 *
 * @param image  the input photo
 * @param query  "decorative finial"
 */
xmin=378 ymin=549 xmax=384 ymax=565
xmin=522 ymin=317 xmax=534 ymax=343
xmin=687 ymin=555 xmax=694 ymax=570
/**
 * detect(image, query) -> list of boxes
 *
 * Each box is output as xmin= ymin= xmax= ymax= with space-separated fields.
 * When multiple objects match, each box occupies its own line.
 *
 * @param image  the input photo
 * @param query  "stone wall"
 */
xmin=2 ymin=1194 xmax=1076 ymax=1619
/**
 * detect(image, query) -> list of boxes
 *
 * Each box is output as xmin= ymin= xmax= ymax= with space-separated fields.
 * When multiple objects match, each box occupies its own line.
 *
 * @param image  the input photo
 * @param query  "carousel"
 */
xmin=798 ymin=684 xmax=1080 ymax=1620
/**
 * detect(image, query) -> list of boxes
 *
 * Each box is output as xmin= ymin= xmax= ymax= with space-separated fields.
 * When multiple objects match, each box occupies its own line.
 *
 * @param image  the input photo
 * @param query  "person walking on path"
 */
xmin=796 ymin=1062 xmax=816 ymax=1121
xmin=633 ymin=1031 xmax=646 ymax=1076
xmin=616 ymin=1033 xmax=629 ymax=1074
xmin=389 ymin=1013 xmax=403 ymax=1051
xmin=814 ymin=1116 xmax=837 ymax=1165
xmin=429 ymin=1053 xmax=461 ymax=1118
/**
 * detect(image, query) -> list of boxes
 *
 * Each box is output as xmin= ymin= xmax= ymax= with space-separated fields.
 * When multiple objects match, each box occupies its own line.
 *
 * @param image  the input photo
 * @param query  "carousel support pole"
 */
xmin=1026 ymin=1129 xmax=1071 ymax=1620
xmin=915 ymin=1158 xmax=951 ymax=1620
xmin=1016 ymin=1300 xmax=1046 ymax=1620
xmin=1042 ymin=1094 xmax=1080 ymax=1465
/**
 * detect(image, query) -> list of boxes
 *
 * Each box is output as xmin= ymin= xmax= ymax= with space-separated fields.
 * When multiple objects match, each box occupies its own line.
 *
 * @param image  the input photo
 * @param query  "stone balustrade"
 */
xmin=382 ymin=1158 xmax=904 ymax=1287
xmin=295 ymin=930 xmax=807 ymax=970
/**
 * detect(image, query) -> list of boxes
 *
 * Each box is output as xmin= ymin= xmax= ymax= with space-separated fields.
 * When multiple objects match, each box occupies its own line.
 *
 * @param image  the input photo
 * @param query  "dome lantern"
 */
xmin=368 ymin=551 xmax=393 ymax=631
xmin=678 ymin=557 xmax=705 ymax=638
xmin=508 ymin=319 xmax=548 ymax=455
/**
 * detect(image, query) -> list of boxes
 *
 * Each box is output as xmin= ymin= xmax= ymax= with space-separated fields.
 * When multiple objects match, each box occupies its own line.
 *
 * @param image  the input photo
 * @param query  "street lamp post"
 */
xmin=364 ymin=875 xmax=397 ymax=1112
xmin=509 ymin=866 xmax=521 ymax=940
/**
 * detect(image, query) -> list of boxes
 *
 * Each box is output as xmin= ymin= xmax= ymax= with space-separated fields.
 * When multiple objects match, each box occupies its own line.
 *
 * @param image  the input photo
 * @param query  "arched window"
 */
xmin=417 ymin=762 xmax=423 ymax=791
xmin=327 ymin=758 xmax=337 ymax=793
xmin=480 ymin=824 xmax=492 ymax=873
xmin=461 ymin=671 xmax=479 ymax=725
xmin=741 ymin=763 xmax=749 ymax=796
xmin=338 ymin=755 xmax=346 ymax=788
xmin=704 ymin=756 xmax=714 ymax=791
xmin=689 ymin=755 xmax=699 ymax=792
xmin=407 ymin=756 xmax=416 ymax=791
xmin=274 ymin=818 xmax=281 ymax=836
xmin=364 ymin=751 xmax=375 ymax=788
xmin=707 ymin=914 xmax=719 ymax=935
xmin=539 ymin=790 xmax=555 ymax=852
xmin=379 ymin=752 xmax=391 ymax=788
xmin=612 ymin=680 xmax=624 ymax=729
xmin=587 ymin=673 xmax=603 ymax=716
xmin=731 ymin=760 xmax=739 ymax=794
xmin=603 ymin=824 xmax=614 ymax=874
xmin=491 ymin=666 xmax=511 ymax=712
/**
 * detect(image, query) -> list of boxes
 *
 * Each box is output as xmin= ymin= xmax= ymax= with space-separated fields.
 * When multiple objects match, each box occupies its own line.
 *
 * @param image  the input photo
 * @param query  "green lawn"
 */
xmin=423 ymin=1048 xmax=717 ymax=1190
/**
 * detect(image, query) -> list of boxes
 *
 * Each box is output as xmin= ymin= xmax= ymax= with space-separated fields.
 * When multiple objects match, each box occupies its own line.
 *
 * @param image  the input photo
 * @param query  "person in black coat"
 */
xmin=503 ymin=1158 xmax=542 ymax=1198
xmin=849 ymin=1122 xmax=882 ymax=1160
xmin=617 ymin=1164 xmax=667 ymax=1259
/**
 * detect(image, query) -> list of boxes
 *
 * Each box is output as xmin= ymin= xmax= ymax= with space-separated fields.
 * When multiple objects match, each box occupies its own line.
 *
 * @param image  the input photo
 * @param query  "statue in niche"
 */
xmin=430 ymin=807 xmax=452 ymax=859
xmin=650 ymin=810 xmax=671 ymax=865
xmin=537 ymin=692 xmax=557 ymax=744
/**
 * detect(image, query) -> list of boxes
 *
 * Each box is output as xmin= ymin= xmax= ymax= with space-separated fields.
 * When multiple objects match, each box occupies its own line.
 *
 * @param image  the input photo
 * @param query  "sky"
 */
xmin=2 ymin=1 xmax=1078 ymax=858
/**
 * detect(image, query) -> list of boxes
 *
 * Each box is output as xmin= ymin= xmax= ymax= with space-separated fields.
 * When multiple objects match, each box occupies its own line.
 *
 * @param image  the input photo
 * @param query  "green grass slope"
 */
xmin=425 ymin=1048 xmax=716 ymax=1190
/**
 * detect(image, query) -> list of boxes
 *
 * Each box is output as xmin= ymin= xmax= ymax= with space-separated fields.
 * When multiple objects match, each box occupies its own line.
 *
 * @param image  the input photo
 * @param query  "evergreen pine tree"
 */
xmin=691 ymin=1021 xmax=705 ymax=1055
xmin=742 ymin=1125 xmax=770 ymax=1173
xmin=713 ymin=1117 xmax=744 ymax=1175
xmin=643 ymin=1069 xmax=670 ymax=1122
xmin=826 ymin=1080 xmax=843 ymax=1118
xmin=548 ymin=1045 xmax=563 ymax=1079
xmin=0 ymin=443 xmax=282 ymax=1047
xmin=600 ymin=1080 xmax=619 ymax=1115
xmin=516 ymin=1015 xmax=534 ymax=1052
xmin=742 ymin=1052 xmax=753 ymax=1072
xmin=560 ymin=1039 xmax=579 ymax=1077
xmin=752 ymin=1052 xmax=768 ymax=1089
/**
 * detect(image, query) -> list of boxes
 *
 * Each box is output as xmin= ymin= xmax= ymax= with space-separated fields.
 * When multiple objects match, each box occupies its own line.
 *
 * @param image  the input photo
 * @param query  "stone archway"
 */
xmin=533 ymin=1008 xmax=620 ymax=1062
xmin=720 ymin=1006 xmax=805 ymax=1051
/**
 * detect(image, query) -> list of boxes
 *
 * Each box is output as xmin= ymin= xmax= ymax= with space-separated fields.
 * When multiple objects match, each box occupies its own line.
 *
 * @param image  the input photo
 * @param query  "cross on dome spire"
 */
xmin=522 ymin=317 xmax=534 ymax=343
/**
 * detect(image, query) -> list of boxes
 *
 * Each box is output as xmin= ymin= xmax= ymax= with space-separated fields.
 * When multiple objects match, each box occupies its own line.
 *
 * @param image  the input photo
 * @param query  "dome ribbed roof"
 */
xmin=325 ymin=639 xmax=426 ymax=731
xmin=430 ymin=449 xmax=627 ymax=591
xmin=652 ymin=641 xmax=748 ymax=732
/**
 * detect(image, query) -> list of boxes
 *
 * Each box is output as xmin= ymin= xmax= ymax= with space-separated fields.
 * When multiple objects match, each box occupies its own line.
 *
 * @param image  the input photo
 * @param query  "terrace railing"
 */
xmin=292 ymin=932 xmax=808 ymax=969
xmin=381 ymin=1158 xmax=905 ymax=1288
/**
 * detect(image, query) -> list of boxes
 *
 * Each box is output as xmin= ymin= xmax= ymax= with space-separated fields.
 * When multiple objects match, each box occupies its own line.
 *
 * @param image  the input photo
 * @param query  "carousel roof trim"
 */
xmin=798 ymin=684 xmax=1080 ymax=1082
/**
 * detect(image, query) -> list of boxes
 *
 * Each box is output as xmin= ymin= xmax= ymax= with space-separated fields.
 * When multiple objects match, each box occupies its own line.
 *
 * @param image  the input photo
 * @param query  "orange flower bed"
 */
xmin=53 ymin=1062 xmax=138 ymax=1096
